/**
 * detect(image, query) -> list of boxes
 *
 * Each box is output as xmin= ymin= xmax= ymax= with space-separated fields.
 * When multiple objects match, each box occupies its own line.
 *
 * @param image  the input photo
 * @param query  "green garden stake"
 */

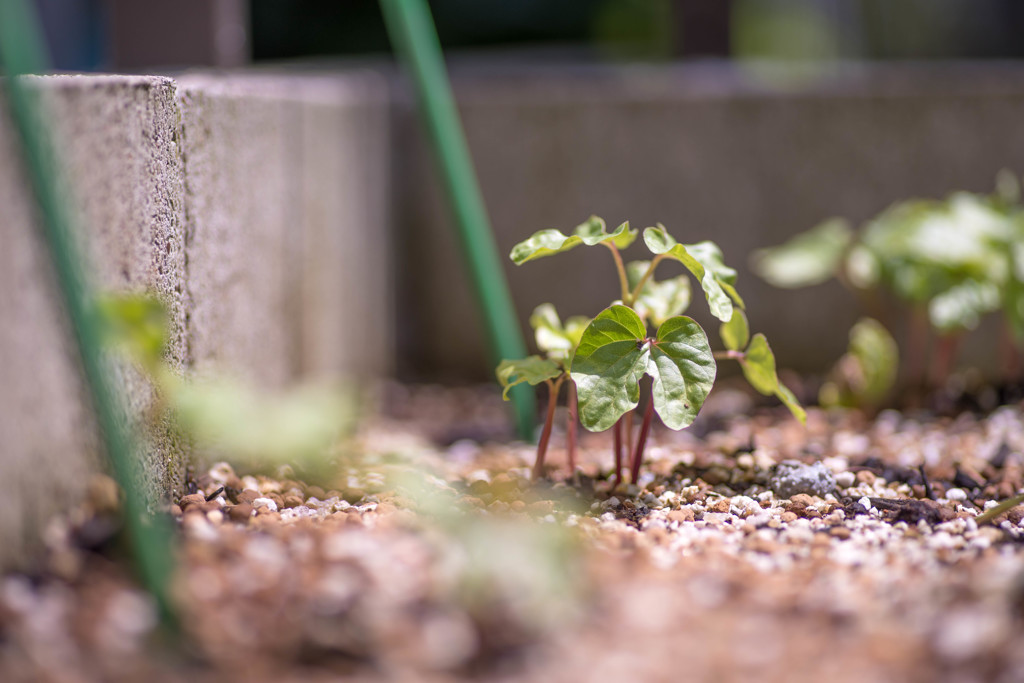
xmin=378 ymin=0 xmax=536 ymax=441
xmin=0 ymin=0 xmax=178 ymax=630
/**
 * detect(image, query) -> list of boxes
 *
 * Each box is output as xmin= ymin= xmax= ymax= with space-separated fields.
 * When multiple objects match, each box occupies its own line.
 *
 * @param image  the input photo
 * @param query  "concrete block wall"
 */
xmin=0 ymin=75 xmax=188 ymax=565
xmin=0 ymin=72 xmax=392 ymax=569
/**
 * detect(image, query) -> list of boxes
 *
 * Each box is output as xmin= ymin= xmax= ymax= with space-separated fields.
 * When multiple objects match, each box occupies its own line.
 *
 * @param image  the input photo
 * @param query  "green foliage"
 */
xmin=570 ymin=305 xmax=715 ymax=431
xmin=501 ymin=216 xmax=804 ymax=483
xmin=751 ymin=218 xmax=852 ymax=289
xmin=510 ymin=215 xmax=636 ymax=265
xmin=737 ymin=333 xmax=807 ymax=424
xmin=529 ymin=303 xmax=589 ymax=363
xmin=720 ymin=309 xmax=750 ymax=352
xmin=96 ymin=292 xmax=355 ymax=475
xmin=753 ymin=172 xmax=1024 ymax=392
xmin=643 ymin=226 xmax=744 ymax=322
xmin=819 ymin=317 xmax=899 ymax=410
xmin=626 ymin=260 xmax=691 ymax=327
xmin=496 ymin=357 xmax=563 ymax=399
xmin=95 ymin=292 xmax=169 ymax=371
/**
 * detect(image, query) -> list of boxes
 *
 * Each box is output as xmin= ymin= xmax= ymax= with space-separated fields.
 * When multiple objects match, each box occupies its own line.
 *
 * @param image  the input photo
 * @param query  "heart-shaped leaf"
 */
xmin=643 ymin=226 xmax=743 ymax=322
xmin=496 ymin=356 xmax=563 ymax=400
xmin=530 ymin=303 xmax=590 ymax=362
xmin=719 ymin=309 xmax=750 ymax=352
xmin=510 ymin=216 xmax=637 ymax=265
xmin=570 ymin=305 xmax=715 ymax=432
xmin=739 ymin=333 xmax=806 ymax=424
xmin=819 ymin=317 xmax=898 ymax=409
xmin=750 ymin=218 xmax=852 ymax=288
xmin=928 ymin=278 xmax=1000 ymax=333
xmin=626 ymin=260 xmax=691 ymax=327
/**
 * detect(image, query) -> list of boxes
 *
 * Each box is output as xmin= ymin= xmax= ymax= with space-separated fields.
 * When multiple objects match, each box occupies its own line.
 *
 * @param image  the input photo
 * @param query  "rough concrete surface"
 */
xmin=0 ymin=75 xmax=188 ymax=568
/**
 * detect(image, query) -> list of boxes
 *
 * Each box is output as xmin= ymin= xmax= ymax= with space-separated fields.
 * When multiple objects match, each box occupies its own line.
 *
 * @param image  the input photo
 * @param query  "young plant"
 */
xmin=752 ymin=172 xmax=1024 ymax=394
xmin=498 ymin=217 xmax=804 ymax=487
xmin=496 ymin=304 xmax=589 ymax=480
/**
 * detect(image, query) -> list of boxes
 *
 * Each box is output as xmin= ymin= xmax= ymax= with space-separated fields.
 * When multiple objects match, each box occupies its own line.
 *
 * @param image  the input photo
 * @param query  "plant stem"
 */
xmin=905 ymin=306 xmax=930 ymax=390
xmin=566 ymin=380 xmax=578 ymax=473
xmin=605 ymin=243 xmax=631 ymax=305
xmin=630 ymin=397 xmax=656 ymax=486
xmin=624 ymin=408 xmax=634 ymax=468
xmin=1000 ymin=319 xmax=1021 ymax=382
xmin=628 ymin=254 xmax=665 ymax=304
xmin=929 ymin=333 xmax=961 ymax=390
xmin=713 ymin=350 xmax=745 ymax=361
xmin=975 ymin=492 xmax=1024 ymax=526
xmin=612 ymin=418 xmax=624 ymax=488
xmin=532 ymin=375 xmax=564 ymax=481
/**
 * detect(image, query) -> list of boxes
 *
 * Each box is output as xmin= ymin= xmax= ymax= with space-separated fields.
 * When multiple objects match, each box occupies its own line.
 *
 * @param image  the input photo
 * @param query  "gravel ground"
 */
xmin=4 ymin=386 xmax=1024 ymax=683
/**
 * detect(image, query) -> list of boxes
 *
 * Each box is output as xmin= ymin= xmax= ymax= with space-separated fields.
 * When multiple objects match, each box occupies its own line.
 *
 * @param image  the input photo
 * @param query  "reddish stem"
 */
xmin=566 ymin=381 xmax=578 ymax=473
xmin=624 ymin=408 xmax=634 ymax=466
xmin=1000 ymin=320 xmax=1022 ymax=382
xmin=630 ymin=398 xmax=655 ymax=487
xmin=905 ymin=306 xmax=930 ymax=390
xmin=929 ymin=333 xmax=961 ymax=390
xmin=531 ymin=376 xmax=563 ymax=482
xmin=612 ymin=419 xmax=623 ymax=488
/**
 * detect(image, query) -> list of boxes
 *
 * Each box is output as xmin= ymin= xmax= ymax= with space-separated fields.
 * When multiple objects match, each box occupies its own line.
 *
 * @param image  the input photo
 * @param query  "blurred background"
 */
xmin=27 ymin=0 xmax=1024 ymax=384
xmin=35 ymin=0 xmax=1024 ymax=71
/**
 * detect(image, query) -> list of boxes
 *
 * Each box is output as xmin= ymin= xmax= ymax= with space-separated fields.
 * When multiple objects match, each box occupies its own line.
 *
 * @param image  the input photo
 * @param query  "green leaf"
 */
xmin=774 ymin=383 xmax=807 ymax=425
xmin=820 ymin=317 xmax=898 ymax=409
xmin=643 ymin=226 xmax=743 ymax=322
xmin=738 ymin=333 xmax=805 ymax=423
xmin=510 ymin=216 xmax=637 ymax=265
xmin=166 ymin=375 xmax=355 ymax=473
xmin=719 ymin=309 xmax=750 ymax=352
xmin=626 ymin=260 xmax=691 ymax=326
xmin=529 ymin=304 xmax=589 ymax=362
xmin=928 ymin=279 xmax=1000 ymax=333
xmin=496 ymin=356 xmax=563 ymax=400
xmin=570 ymin=305 xmax=715 ymax=432
xmin=739 ymin=333 xmax=778 ymax=395
xmin=649 ymin=316 xmax=717 ymax=430
xmin=95 ymin=292 xmax=169 ymax=371
xmin=750 ymin=218 xmax=852 ymax=288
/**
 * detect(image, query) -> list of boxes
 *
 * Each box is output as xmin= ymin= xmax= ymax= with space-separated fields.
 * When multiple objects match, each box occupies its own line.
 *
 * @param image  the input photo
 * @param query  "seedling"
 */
xmin=498 ymin=217 xmax=805 ymax=486
xmin=752 ymin=172 xmax=1024 ymax=394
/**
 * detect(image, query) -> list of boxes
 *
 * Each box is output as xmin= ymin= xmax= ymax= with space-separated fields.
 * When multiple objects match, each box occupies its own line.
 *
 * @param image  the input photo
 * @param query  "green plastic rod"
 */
xmin=0 ymin=0 xmax=178 ymax=629
xmin=378 ymin=0 xmax=536 ymax=441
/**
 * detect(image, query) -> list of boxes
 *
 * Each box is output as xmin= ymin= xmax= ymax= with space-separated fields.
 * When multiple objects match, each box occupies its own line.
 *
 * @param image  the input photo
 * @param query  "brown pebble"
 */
xmin=780 ymin=511 xmax=798 ymax=523
xmin=267 ymin=493 xmax=284 ymax=510
xmin=227 ymin=503 xmax=254 ymax=523
xmin=528 ymin=500 xmax=556 ymax=515
xmin=179 ymin=493 xmax=206 ymax=509
xmin=283 ymin=495 xmax=304 ymax=509
xmin=306 ymin=485 xmax=326 ymax=500
xmin=789 ymin=493 xmax=815 ymax=507
xmin=708 ymin=498 xmax=730 ymax=514
xmin=668 ymin=508 xmax=695 ymax=524
xmin=256 ymin=506 xmax=279 ymax=518
xmin=998 ymin=481 xmax=1017 ymax=499
xmin=855 ymin=470 xmax=876 ymax=485
xmin=237 ymin=489 xmax=260 ymax=505
xmin=169 ymin=504 xmax=182 ymax=517
xmin=830 ymin=526 xmax=852 ymax=539
xmin=510 ymin=500 xmax=526 ymax=512
xmin=468 ymin=479 xmax=490 ymax=496
xmin=490 ymin=473 xmax=519 ymax=498
xmin=459 ymin=496 xmax=485 ymax=509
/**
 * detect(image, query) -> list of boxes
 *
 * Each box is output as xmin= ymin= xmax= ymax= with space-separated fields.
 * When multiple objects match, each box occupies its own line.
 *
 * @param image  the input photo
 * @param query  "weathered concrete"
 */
xmin=0 ymin=76 xmax=188 ymax=566
xmin=176 ymin=72 xmax=394 ymax=386
xmin=397 ymin=63 xmax=1024 ymax=379
xmin=295 ymin=74 xmax=393 ymax=381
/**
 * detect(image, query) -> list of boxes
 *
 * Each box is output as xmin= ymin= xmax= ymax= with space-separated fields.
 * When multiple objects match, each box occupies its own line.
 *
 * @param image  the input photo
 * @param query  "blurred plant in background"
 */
xmin=97 ymin=293 xmax=356 ymax=481
xmin=753 ymin=171 xmax=1024 ymax=404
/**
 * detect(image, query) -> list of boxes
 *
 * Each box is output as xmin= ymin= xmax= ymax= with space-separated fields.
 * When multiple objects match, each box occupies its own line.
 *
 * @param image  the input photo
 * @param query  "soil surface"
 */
xmin=5 ymin=384 xmax=1024 ymax=683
